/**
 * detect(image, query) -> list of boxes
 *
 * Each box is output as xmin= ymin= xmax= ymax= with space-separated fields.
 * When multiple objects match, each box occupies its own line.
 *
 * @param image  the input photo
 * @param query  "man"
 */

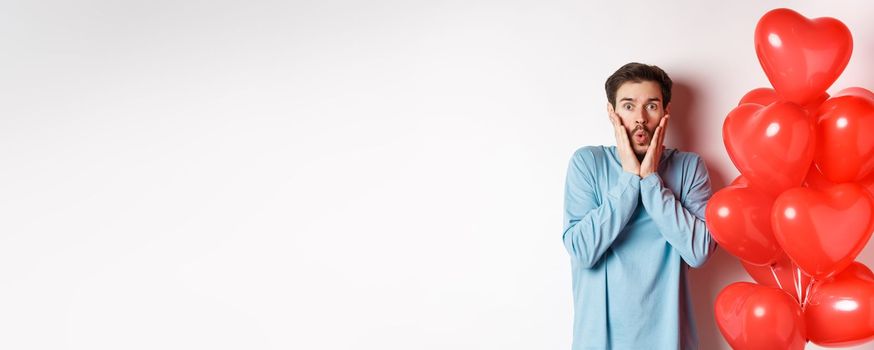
xmin=562 ymin=62 xmax=715 ymax=349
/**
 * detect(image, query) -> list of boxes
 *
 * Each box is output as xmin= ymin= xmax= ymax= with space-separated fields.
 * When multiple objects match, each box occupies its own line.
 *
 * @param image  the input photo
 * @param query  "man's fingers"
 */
xmin=609 ymin=112 xmax=623 ymax=130
xmin=661 ymin=116 xmax=670 ymax=137
xmin=661 ymin=117 xmax=669 ymax=139
xmin=617 ymin=125 xmax=631 ymax=145
xmin=649 ymin=125 xmax=662 ymax=148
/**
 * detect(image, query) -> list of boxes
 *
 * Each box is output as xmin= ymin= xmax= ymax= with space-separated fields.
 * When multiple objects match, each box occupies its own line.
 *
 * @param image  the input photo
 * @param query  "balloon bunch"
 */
xmin=706 ymin=8 xmax=874 ymax=349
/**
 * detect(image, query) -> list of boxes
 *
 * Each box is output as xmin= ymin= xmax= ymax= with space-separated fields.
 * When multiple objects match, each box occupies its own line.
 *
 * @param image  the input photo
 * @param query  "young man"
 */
xmin=562 ymin=62 xmax=715 ymax=349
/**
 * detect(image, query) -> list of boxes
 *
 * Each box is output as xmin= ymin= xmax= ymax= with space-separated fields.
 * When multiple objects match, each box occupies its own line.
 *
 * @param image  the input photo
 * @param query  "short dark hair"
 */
xmin=605 ymin=62 xmax=673 ymax=108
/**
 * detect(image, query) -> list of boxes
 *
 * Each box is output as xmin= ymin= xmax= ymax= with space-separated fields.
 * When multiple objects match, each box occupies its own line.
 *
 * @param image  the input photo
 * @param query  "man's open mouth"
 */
xmin=634 ymin=131 xmax=648 ymax=142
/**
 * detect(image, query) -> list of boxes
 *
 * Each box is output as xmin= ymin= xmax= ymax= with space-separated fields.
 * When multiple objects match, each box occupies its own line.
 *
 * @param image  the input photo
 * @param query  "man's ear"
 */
xmin=607 ymin=102 xmax=615 ymax=115
xmin=665 ymin=102 xmax=671 ymax=115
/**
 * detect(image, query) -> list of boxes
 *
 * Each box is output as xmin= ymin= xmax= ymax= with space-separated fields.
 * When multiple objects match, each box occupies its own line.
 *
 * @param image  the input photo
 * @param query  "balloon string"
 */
xmin=793 ymin=264 xmax=802 ymax=304
xmin=768 ymin=264 xmax=784 ymax=291
xmin=802 ymin=277 xmax=815 ymax=310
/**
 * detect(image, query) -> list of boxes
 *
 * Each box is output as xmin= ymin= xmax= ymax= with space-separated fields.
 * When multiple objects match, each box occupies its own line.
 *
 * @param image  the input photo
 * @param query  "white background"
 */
xmin=3 ymin=0 xmax=874 ymax=349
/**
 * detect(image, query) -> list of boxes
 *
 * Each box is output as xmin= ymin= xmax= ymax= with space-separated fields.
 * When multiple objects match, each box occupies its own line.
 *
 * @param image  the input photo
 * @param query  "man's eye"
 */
xmin=623 ymin=104 xmax=633 ymax=110
xmin=648 ymin=104 xmax=657 ymax=110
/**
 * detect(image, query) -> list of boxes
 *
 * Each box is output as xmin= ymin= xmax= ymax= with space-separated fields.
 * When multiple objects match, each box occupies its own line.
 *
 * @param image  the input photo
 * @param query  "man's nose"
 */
xmin=634 ymin=108 xmax=647 ymax=125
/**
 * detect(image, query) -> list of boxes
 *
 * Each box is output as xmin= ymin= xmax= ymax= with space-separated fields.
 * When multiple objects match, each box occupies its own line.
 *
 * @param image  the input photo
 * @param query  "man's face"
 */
xmin=608 ymin=80 xmax=669 ymax=157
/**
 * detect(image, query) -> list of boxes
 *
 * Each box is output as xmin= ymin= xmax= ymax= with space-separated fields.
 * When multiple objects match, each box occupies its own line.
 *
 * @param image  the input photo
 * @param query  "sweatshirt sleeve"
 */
xmin=639 ymin=154 xmax=716 ymax=268
xmin=562 ymin=148 xmax=641 ymax=268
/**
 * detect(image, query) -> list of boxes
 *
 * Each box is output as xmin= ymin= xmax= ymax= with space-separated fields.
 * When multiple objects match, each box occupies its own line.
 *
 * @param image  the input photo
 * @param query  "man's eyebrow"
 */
xmin=619 ymin=97 xmax=662 ymax=103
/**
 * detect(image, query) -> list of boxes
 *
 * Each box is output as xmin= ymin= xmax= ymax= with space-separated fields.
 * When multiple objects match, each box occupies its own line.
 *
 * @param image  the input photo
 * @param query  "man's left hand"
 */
xmin=640 ymin=115 xmax=669 ymax=178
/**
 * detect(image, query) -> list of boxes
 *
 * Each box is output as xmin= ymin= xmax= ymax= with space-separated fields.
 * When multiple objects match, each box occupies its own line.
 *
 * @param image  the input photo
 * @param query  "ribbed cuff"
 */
xmin=640 ymin=172 xmax=663 ymax=188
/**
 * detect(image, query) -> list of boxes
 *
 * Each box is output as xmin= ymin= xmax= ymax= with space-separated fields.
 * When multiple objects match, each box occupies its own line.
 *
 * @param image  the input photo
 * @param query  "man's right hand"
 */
xmin=609 ymin=112 xmax=641 ymax=176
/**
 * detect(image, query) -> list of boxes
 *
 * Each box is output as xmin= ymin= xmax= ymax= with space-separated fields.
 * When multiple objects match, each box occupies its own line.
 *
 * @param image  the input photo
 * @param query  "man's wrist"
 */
xmin=641 ymin=172 xmax=662 ymax=186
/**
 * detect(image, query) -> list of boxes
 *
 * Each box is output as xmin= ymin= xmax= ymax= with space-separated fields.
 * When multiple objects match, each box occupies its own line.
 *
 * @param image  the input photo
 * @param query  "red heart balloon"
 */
xmin=723 ymin=102 xmax=816 ymax=196
xmin=805 ymin=164 xmax=874 ymax=198
xmin=715 ymin=282 xmax=807 ymax=350
xmin=805 ymin=262 xmax=874 ymax=346
xmin=739 ymin=87 xmax=829 ymax=112
xmin=742 ymin=253 xmax=812 ymax=301
xmin=739 ymin=88 xmax=778 ymax=106
xmin=706 ymin=184 xmax=780 ymax=265
xmin=755 ymin=8 xmax=853 ymax=106
xmin=814 ymin=95 xmax=874 ymax=183
xmin=835 ymin=87 xmax=874 ymax=102
xmin=730 ymin=175 xmax=748 ymax=186
xmin=772 ymin=183 xmax=874 ymax=278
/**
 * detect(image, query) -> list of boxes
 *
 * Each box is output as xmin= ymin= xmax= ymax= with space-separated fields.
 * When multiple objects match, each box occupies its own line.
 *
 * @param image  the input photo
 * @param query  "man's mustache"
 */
xmin=631 ymin=125 xmax=649 ymax=134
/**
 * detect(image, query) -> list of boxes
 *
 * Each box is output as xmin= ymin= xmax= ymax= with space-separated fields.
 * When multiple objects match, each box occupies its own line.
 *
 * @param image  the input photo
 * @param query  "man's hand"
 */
xmin=640 ymin=115 xmax=669 ymax=178
xmin=609 ymin=111 xmax=640 ymax=175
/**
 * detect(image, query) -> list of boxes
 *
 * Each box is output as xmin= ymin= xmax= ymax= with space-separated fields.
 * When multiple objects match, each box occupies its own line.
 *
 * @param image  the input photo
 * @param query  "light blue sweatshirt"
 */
xmin=562 ymin=145 xmax=716 ymax=350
